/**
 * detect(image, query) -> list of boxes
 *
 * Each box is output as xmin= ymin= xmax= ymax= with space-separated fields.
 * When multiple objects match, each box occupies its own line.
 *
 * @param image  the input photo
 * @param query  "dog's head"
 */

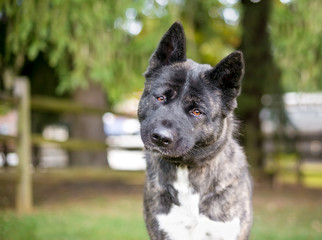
xmin=138 ymin=22 xmax=244 ymax=164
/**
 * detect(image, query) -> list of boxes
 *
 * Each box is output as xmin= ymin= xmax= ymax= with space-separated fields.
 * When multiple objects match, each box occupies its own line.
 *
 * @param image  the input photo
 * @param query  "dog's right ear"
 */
xmin=145 ymin=22 xmax=186 ymax=76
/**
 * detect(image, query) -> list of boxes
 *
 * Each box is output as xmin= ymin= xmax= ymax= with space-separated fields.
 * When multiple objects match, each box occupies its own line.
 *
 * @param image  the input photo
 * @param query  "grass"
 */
xmin=0 ymin=196 xmax=149 ymax=240
xmin=251 ymin=184 xmax=322 ymax=240
xmin=252 ymin=201 xmax=322 ymax=240
xmin=0 ymin=168 xmax=321 ymax=240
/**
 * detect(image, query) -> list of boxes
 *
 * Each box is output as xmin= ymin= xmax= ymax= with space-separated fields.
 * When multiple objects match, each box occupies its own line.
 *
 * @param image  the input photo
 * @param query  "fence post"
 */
xmin=14 ymin=77 xmax=33 ymax=213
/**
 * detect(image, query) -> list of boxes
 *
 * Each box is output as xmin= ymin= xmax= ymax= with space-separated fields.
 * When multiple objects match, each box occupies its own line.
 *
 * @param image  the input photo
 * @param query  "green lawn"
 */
xmin=251 ymin=185 xmax=322 ymax=240
xmin=252 ymin=202 xmax=322 ymax=240
xmin=0 ymin=169 xmax=321 ymax=240
xmin=0 ymin=196 xmax=149 ymax=240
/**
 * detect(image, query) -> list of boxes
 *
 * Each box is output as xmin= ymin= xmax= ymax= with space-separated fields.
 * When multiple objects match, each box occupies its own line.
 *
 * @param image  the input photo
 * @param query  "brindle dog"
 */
xmin=138 ymin=22 xmax=252 ymax=240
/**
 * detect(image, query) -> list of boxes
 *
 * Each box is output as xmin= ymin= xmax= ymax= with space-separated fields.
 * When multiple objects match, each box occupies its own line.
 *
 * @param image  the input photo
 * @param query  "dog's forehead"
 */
xmin=185 ymin=60 xmax=211 ymax=79
xmin=159 ymin=60 xmax=211 ymax=86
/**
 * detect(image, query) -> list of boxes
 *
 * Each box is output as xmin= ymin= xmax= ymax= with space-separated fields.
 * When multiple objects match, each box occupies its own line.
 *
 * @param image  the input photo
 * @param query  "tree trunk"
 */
xmin=238 ymin=0 xmax=282 ymax=168
xmin=68 ymin=82 xmax=108 ymax=166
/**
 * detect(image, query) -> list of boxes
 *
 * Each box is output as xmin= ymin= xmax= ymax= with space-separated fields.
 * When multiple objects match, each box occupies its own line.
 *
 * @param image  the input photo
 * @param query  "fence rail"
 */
xmin=31 ymin=134 xmax=108 ymax=151
xmin=31 ymin=95 xmax=110 ymax=115
xmin=0 ymin=77 xmax=118 ymax=213
xmin=0 ymin=134 xmax=17 ymax=142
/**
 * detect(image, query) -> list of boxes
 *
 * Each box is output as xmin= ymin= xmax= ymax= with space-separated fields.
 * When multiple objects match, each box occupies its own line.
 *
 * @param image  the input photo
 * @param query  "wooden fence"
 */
xmin=0 ymin=77 xmax=113 ymax=213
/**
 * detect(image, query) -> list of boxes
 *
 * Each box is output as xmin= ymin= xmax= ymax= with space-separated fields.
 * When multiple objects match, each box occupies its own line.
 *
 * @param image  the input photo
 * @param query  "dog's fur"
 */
xmin=138 ymin=22 xmax=252 ymax=240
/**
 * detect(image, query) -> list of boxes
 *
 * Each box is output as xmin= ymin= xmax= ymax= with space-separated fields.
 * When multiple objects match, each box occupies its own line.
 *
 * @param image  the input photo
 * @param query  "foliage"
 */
xmin=1 ymin=1 xmax=142 ymax=103
xmin=1 ymin=0 xmax=321 ymax=102
xmin=271 ymin=0 xmax=322 ymax=92
xmin=0 ymin=0 xmax=240 ymax=104
xmin=180 ymin=0 xmax=242 ymax=65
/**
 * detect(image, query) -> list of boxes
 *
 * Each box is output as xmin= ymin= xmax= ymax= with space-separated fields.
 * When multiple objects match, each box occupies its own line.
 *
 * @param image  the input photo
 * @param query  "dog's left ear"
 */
xmin=205 ymin=51 xmax=245 ymax=112
xmin=145 ymin=22 xmax=186 ymax=75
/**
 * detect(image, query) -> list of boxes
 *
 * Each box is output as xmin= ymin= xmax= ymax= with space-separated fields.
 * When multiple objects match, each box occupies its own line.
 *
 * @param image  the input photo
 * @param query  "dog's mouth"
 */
xmin=148 ymin=146 xmax=202 ymax=167
xmin=144 ymin=143 xmax=193 ymax=160
xmin=146 ymin=145 xmax=181 ymax=158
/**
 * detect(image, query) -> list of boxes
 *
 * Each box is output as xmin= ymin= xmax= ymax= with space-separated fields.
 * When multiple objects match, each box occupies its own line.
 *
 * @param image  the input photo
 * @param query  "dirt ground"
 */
xmin=0 ymin=168 xmax=321 ymax=209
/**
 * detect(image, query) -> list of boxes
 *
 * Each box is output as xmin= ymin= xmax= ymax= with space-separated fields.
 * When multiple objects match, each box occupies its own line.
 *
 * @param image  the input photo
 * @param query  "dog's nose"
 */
xmin=151 ymin=128 xmax=173 ymax=147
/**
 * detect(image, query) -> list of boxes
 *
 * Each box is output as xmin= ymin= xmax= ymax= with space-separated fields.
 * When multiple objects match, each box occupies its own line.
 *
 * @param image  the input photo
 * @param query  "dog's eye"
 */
xmin=156 ymin=96 xmax=166 ymax=103
xmin=190 ymin=109 xmax=202 ymax=116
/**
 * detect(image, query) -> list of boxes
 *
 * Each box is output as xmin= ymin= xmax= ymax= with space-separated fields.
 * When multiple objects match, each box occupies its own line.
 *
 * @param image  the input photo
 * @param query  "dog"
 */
xmin=138 ymin=22 xmax=252 ymax=240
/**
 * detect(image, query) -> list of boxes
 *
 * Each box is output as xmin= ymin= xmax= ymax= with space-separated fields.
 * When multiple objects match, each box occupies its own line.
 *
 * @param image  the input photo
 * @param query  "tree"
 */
xmin=180 ymin=0 xmax=242 ymax=65
xmin=1 ymin=0 xmax=245 ymax=103
xmin=237 ymin=0 xmax=282 ymax=168
xmin=0 ymin=1 xmax=133 ymax=165
xmin=270 ymin=0 xmax=322 ymax=92
xmin=1 ymin=1 xmax=149 ymax=103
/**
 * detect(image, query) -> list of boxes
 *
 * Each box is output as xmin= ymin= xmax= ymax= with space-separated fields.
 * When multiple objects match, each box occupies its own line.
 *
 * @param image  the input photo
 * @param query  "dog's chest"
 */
xmin=156 ymin=166 xmax=240 ymax=240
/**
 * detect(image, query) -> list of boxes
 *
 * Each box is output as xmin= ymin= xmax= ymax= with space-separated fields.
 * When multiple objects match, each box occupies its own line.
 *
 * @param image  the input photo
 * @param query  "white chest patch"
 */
xmin=156 ymin=167 xmax=240 ymax=240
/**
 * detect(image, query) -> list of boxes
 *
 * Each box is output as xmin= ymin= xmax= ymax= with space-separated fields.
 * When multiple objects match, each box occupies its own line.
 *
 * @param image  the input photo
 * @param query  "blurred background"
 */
xmin=0 ymin=0 xmax=321 ymax=239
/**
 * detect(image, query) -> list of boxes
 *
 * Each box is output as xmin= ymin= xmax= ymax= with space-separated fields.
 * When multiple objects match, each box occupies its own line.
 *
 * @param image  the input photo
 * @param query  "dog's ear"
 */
xmin=205 ymin=51 xmax=245 ymax=112
xmin=145 ymin=22 xmax=186 ymax=75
